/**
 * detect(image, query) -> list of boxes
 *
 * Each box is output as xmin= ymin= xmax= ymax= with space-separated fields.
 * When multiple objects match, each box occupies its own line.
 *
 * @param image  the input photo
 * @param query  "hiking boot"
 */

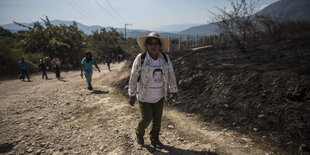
xmin=151 ymin=140 xmax=164 ymax=149
xmin=136 ymin=134 xmax=144 ymax=145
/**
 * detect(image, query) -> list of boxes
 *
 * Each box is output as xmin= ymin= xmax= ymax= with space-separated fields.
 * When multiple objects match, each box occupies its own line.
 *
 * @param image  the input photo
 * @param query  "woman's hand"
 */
xmin=171 ymin=93 xmax=177 ymax=102
xmin=129 ymin=96 xmax=136 ymax=106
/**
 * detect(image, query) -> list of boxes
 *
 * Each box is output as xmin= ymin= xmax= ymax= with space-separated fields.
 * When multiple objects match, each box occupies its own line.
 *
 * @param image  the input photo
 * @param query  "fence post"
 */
xmin=208 ymin=36 xmax=210 ymax=45
xmin=187 ymin=35 xmax=189 ymax=49
xmin=213 ymin=35 xmax=216 ymax=44
xmin=196 ymin=35 xmax=198 ymax=47
xmin=179 ymin=35 xmax=181 ymax=51
xmin=203 ymin=36 xmax=205 ymax=46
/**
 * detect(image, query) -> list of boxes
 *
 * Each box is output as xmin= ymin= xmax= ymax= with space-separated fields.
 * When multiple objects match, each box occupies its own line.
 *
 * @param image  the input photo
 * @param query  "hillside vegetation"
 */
xmin=0 ymin=17 xmax=128 ymax=77
xmin=169 ymin=35 xmax=310 ymax=153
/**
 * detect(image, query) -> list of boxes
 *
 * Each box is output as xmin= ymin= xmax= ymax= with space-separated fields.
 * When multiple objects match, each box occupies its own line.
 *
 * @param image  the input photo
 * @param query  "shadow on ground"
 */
xmin=142 ymin=144 xmax=218 ymax=155
xmin=91 ymin=90 xmax=109 ymax=94
xmin=0 ymin=143 xmax=14 ymax=153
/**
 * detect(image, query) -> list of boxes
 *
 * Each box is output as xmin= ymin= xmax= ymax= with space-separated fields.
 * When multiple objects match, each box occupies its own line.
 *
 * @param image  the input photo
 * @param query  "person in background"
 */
xmin=81 ymin=51 xmax=100 ymax=90
xmin=18 ymin=57 xmax=30 ymax=81
xmin=39 ymin=59 xmax=48 ymax=79
xmin=106 ymin=57 xmax=111 ymax=71
xmin=51 ymin=56 xmax=62 ymax=80
xmin=128 ymin=32 xmax=178 ymax=149
xmin=101 ymin=56 xmax=106 ymax=64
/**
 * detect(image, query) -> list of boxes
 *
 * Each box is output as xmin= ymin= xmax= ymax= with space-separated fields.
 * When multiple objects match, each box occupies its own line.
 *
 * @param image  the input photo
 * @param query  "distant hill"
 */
xmin=1 ymin=23 xmax=29 ymax=32
xmin=152 ymin=24 xmax=201 ymax=33
xmin=0 ymin=20 xmax=181 ymax=39
xmin=126 ymin=29 xmax=180 ymax=40
xmin=0 ymin=20 xmax=178 ymax=38
xmin=179 ymin=0 xmax=310 ymax=36
xmin=178 ymin=23 xmax=218 ymax=36
xmin=256 ymin=0 xmax=310 ymax=21
xmin=1 ymin=20 xmax=103 ymax=35
xmin=3 ymin=0 xmax=309 ymax=38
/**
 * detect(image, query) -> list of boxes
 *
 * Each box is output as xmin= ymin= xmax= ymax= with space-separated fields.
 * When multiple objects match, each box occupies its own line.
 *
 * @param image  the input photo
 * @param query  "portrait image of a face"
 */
xmin=153 ymin=68 xmax=163 ymax=83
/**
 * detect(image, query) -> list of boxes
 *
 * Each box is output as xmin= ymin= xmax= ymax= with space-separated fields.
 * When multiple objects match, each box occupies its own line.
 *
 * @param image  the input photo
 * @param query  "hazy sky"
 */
xmin=0 ymin=0 xmax=278 ymax=30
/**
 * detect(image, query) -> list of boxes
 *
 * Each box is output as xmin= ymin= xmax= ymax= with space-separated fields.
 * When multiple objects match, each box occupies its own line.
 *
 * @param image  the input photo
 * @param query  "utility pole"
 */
xmin=124 ymin=23 xmax=132 ymax=39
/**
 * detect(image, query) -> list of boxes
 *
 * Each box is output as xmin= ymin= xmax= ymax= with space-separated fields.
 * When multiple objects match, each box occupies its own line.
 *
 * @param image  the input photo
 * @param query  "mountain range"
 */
xmin=1 ymin=0 xmax=309 ymax=38
xmin=151 ymin=24 xmax=201 ymax=33
xmin=178 ymin=0 xmax=310 ymax=36
xmin=0 ymin=20 xmax=183 ymax=39
xmin=256 ymin=0 xmax=310 ymax=21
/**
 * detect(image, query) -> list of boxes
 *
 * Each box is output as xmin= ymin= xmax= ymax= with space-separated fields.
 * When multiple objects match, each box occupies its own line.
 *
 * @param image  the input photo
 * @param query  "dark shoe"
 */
xmin=151 ymin=140 xmax=164 ymax=149
xmin=136 ymin=134 xmax=144 ymax=145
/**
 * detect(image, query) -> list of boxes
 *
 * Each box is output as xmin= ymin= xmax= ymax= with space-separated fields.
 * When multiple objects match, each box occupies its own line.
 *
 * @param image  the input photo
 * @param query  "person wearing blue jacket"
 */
xmin=81 ymin=51 xmax=100 ymax=90
xmin=18 ymin=57 xmax=30 ymax=81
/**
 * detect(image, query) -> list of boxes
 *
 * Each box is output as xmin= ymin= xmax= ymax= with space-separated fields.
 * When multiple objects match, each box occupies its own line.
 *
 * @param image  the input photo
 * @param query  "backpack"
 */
xmin=140 ymin=52 xmax=168 ymax=66
xmin=137 ymin=52 xmax=168 ymax=82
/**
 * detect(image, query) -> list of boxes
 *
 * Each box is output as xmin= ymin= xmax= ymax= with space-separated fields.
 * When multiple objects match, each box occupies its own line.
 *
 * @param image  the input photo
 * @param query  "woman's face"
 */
xmin=147 ymin=38 xmax=161 ymax=56
xmin=86 ymin=53 xmax=91 ymax=58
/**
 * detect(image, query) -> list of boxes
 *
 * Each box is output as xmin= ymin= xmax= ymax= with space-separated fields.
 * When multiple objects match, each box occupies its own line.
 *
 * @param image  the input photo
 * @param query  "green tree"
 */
xmin=88 ymin=27 xmax=125 ymax=61
xmin=15 ymin=16 xmax=86 ymax=67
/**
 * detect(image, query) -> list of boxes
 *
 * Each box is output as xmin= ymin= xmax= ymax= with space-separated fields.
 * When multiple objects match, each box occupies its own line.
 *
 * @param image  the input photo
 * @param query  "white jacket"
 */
xmin=128 ymin=52 xmax=178 ymax=102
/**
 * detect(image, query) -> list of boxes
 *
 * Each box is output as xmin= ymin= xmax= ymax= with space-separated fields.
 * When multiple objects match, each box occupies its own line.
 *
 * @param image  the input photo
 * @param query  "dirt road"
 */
xmin=0 ymin=62 xmax=276 ymax=155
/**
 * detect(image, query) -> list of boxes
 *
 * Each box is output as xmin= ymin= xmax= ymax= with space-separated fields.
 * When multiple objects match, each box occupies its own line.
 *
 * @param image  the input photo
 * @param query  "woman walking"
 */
xmin=81 ymin=51 xmax=100 ymax=90
xmin=18 ymin=57 xmax=30 ymax=81
xmin=39 ymin=59 xmax=48 ymax=79
xmin=51 ymin=56 xmax=62 ymax=80
xmin=128 ymin=32 xmax=178 ymax=149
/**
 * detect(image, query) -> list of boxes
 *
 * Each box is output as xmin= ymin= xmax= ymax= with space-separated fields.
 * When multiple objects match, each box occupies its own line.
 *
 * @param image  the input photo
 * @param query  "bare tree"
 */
xmin=211 ymin=0 xmax=259 ymax=52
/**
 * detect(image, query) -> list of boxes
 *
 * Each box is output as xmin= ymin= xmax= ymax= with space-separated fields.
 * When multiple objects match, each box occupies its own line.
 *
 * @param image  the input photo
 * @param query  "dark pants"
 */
xmin=136 ymin=98 xmax=164 ymax=142
xmin=42 ymin=70 xmax=48 ymax=79
xmin=20 ymin=69 xmax=29 ymax=81
xmin=54 ymin=67 xmax=60 ymax=79
xmin=107 ymin=62 xmax=111 ymax=71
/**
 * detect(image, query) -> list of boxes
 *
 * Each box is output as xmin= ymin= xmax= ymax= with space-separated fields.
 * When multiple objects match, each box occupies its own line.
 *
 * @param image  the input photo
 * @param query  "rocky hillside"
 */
xmin=256 ymin=0 xmax=310 ymax=21
xmin=114 ymin=33 xmax=310 ymax=153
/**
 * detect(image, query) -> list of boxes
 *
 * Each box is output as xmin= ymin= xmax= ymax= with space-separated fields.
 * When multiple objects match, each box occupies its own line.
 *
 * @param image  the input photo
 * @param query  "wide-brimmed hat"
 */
xmin=137 ymin=32 xmax=170 ymax=52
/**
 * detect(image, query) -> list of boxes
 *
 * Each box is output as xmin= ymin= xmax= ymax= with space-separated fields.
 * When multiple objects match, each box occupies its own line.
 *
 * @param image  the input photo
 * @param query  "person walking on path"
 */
xmin=51 ymin=56 xmax=62 ymax=80
xmin=18 ymin=57 xmax=30 ymax=81
xmin=128 ymin=32 xmax=178 ymax=149
xmin=38 ymin=59 xmax=48 ymax=79
xmin=106 ymin=57 xmax=111 ymax=71
xmin=81 ymin=51 xmax=100 ymax=90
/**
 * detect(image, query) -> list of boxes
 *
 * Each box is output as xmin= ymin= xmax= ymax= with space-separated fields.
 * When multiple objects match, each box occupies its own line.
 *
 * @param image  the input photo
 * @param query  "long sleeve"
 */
xmin=128 ymin=54 xmax=142 ymax=97
xmin=25 ymin=61 xmax=28 ymax=69
xmin=166 ymin=55 xmax=178 ymax=93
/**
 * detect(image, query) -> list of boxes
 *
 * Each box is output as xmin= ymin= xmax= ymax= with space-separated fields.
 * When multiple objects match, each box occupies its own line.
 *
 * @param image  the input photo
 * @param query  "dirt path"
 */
xmin=0 ymin=62 xmax=276 ymax=155
xmin=190 ymin=45 xmax=213 ymax=51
